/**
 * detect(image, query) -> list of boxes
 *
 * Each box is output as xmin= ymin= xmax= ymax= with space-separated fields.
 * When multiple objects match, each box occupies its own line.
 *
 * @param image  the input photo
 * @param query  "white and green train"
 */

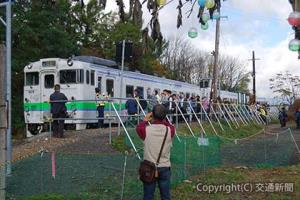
xmin=24 ymin=56 xmax=246 ymax=135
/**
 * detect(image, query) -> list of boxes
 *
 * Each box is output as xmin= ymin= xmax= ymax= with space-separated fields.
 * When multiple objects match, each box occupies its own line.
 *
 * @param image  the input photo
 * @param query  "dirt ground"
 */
xmin=12 ymin=127 xmax=119 ymax=163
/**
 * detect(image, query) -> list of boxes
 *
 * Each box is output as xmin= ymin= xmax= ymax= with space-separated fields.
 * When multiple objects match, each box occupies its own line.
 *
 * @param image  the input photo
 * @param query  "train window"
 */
xmin=60 ymin=69 xmax=84 ymax=84
xmin=97 ymin=76 xmax=102 ymax=93
xmin=91 ymin=70 xmax=95 ymax=86
xmin=126 ymin=85 xmax=134 ymax=97
xmin=86 ymin=70 xmax=90 ymax=84
xmin=25 ymin=72 xmax=39 ymax=86
xmin=77 ymin=69 xmax=84 ymax=83
xmin=200 ymin=81 xmax=204 ymax=88
xmin=200 ymin=80 xmax=209 ymax=88
xmin=205 ymin=80 xmax=209 ymax=88
xmin=186 ymin=92 xmax=190 ymax=98
xmin=44 ymin=74 xmax=54 ymax=88
xmin=136 ymin=86 xmax=144 ymax=98
xmin=147 ymin=88 xmax=152 ymax=99
xmin=106 ymin=79 xmax=114 ymax=97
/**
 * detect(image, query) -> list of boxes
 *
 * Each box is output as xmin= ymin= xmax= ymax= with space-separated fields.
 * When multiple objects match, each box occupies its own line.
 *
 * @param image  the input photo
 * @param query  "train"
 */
xmin=23 ymin=56 xmax=247 ymax=135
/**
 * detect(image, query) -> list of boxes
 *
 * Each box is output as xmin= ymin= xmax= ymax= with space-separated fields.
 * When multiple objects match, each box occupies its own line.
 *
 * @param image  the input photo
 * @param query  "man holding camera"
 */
xmin=136 ymin=104 xmax=175 ymax=200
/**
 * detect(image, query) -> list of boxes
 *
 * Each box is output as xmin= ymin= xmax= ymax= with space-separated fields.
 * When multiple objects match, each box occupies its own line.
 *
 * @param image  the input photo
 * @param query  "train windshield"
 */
xmin=60 ymin=69 xmax=84 ymax=84
xmin=25 ymin=72 xmax=39 ymax=86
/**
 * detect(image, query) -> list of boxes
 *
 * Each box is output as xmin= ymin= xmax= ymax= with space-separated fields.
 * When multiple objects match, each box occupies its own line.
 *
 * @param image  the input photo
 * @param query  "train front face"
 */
xmin=23 ymin=58 xmax=85 ymax=134
xmin=24 ymin=59 xmax=59 ymax=134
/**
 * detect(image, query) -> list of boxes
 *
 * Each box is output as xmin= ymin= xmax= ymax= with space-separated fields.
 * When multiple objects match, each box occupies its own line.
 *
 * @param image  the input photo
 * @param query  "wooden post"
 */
xmin=0 ymin=44 xmax=7 ymax=199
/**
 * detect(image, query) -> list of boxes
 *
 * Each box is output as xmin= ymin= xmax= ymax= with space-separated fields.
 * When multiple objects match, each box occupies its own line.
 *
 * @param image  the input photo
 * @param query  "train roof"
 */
xmin=73 ymin=56 xmax=118 ymax=68
xmin=71 ymin=56 xmax=199 ymax=89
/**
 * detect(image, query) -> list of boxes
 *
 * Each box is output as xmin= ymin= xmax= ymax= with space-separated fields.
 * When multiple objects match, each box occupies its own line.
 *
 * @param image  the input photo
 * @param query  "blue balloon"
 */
xmin=198 ymin=0 xmax=207 ymax=7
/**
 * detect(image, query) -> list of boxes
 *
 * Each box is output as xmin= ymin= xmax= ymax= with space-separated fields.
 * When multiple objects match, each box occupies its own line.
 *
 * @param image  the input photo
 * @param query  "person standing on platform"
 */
xmin=50 ymin=84 xmax=68 ymax=138
xmin=278 ymin=107 xmax=288 ymax=128
xmin=295 ymin=108 xmax=300 ymax=129
xmin=95 ymin=88 xmax=106 ymax=128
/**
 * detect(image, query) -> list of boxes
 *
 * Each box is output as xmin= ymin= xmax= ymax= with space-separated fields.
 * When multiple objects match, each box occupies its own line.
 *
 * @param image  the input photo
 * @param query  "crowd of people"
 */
xmin=125 ymin=89 xmax=212 ymax=123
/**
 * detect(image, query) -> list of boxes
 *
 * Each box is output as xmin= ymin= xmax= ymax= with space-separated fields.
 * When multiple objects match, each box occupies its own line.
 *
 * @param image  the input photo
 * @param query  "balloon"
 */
xmin=205 ymin=0 xmax=215 ymax=9
xmin=157 ymin=0 xmax=167 ymax=6
xmin=188 ymin=27 xmax=198 ymax=38
xmin=288 ymin=11 xmax=300 ymax=26
xmin=202 ymin=13 xmax=210 ymax=23
xmin=212 ymin=10 xmax=220 ymax=20
xmin=198 ymin=0 xmax=206 ymax=7
xmin=289 ymin=39 xmax=300 ymax=51
xmin=201 ymin=23 xmax=209 ymax=30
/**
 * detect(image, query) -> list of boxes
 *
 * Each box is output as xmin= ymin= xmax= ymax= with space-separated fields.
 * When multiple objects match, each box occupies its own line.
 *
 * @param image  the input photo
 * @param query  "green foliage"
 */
xmin=7 ymin=0 xmax=165 ymax=135
xmin=10 ymin=0 xmax=81 ymax=136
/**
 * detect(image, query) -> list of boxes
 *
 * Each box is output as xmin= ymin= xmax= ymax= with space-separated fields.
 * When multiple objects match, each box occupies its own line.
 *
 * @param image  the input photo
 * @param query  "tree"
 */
xmin=161 ymin=37 xmax=250 ymax=93
xmin=269 ymin=71 xmax=300 ymax=104
xmin=71 ymin=0 xmax=116 ymax=57
xmin=218 ymin=55 xmax=250 ymax=93
xmin=110 ymin=0 xmax=222 ymax=45
xmin=9 ymin=0 xmax=80 ymax=135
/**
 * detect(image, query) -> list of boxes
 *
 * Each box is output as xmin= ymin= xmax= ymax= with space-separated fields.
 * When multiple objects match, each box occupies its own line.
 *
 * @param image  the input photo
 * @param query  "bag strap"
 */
xmin=156 ymin=126 xmax=168 ymax=166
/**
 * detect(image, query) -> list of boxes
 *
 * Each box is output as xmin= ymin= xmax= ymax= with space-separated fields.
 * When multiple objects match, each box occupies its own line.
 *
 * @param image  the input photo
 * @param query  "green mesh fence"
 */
xmin=125 ymin=129 xmax=222 ymax=185
xmin=6 ymin=126 xmax=300 ymax=199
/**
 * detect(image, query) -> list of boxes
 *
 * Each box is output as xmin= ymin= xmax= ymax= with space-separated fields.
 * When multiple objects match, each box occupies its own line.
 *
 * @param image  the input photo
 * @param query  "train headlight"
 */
xmin=27 ymin=64 xmax=33 ymax=69
xmin=67 ymin=57 xmax=73 ymax=66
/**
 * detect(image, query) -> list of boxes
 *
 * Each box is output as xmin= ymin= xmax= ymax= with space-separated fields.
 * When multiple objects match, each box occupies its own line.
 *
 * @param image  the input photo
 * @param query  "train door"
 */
xmin=41 ymin=71 xmax=56 ymax=120
xmin=97 ymin=76 xmax=102 ymax=93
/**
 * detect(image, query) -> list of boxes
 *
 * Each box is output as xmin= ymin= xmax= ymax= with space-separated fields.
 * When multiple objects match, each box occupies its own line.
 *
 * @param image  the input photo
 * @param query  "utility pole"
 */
xmin=0 ymin=0 xmax=12 ymax=176
xmin=249 ymin=51 xmax=260 ymax=104
xmin=210 ymin=1 xmax=221 ymax=103
xmin=0 ymin=44 xmax=7 ymax=200
xmin=118 ymin=40 xmax=125 ymax=136
xmin=6 ymin=0 xmax=12 ymax=176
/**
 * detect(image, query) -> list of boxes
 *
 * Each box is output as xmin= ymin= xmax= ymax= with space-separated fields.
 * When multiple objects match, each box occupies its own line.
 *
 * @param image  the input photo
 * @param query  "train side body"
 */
xmin=23 ymin=57 xmax=244 ymax=134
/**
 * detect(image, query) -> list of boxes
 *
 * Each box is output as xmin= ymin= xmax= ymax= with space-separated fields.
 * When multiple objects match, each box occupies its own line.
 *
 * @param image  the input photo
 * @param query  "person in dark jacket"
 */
xmin=126 ymin=93 xmax=138 ymax=115
xmin=295 ymin=108 xmax=300 ymax=129
xmin=50 ymin=84 xmax=68 ymax=138
xmin=278 ymin=107 xmax=288 ymax=128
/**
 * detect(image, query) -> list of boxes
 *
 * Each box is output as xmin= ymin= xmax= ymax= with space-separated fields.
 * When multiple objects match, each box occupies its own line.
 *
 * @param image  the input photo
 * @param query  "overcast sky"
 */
xmin=105 ymin=0 xmax=299 ymax=98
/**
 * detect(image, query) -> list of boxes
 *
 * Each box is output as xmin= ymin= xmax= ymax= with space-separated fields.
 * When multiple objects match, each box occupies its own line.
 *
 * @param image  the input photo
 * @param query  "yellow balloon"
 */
xmin=157 ymin=0 xmax=167 ymax=6
xmin=205 ymin=0 xmax=215 ymax=9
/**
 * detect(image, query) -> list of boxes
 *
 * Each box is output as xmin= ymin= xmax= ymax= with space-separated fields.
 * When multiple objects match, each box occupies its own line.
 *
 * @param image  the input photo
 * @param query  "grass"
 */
xmin=172 ymin=121 xmax=264 ymax=140
xmin=22 ymin=120 xmax=296 ymax=200
xmin=111 ymin=121 xmax=265 ymax=154
xmin=172 ymin=164 xmax=300 ymax=200
xmin=111 ymin=134 xmax=130 ymax=153
xmin=23 ymin=164 xmax=300 ymax=200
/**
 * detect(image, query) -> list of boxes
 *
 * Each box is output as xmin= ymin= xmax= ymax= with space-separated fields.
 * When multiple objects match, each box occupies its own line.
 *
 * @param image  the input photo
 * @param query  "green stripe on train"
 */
xmin=23 ymin=101 xmax=126 ymax=111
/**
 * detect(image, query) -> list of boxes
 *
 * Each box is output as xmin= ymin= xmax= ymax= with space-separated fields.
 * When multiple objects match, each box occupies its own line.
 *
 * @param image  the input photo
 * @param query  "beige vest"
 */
xmin=143 ymin=124 xmax=173 ymax=167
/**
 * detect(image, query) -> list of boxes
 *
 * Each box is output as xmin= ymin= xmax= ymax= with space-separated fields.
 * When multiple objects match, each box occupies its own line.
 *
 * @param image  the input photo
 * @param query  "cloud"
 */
xmin=228 ymin=0 xmax=292 ymax=19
